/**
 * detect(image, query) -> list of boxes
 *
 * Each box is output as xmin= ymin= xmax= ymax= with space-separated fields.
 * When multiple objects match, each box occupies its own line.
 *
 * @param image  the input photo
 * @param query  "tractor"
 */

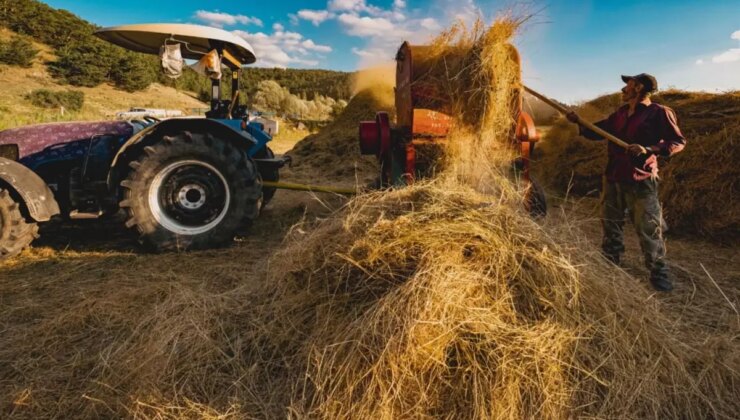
xmin=0 ymin=24 xmax=289 ymax=259
xmin=358 ymin=41 xmax=546 ymax=215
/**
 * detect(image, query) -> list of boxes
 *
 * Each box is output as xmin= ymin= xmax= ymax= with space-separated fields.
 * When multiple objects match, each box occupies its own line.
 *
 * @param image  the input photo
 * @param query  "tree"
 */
xmin=0 ymin=35 xmax=38 ymax=67
xmin=110 ymin=52 xmax=156 ymax=92
xmin=252 ymin=80 xmax=287 ymax=113
xmin=48 ymin=38 xmax=118 ymax=87
xmin=331 ymin=99 xmax=348 ymax=118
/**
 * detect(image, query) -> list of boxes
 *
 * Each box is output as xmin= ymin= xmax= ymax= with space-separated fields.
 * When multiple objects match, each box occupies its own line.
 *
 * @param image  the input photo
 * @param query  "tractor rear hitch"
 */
xmin=254 ymin=155 xmax=292 ymax=170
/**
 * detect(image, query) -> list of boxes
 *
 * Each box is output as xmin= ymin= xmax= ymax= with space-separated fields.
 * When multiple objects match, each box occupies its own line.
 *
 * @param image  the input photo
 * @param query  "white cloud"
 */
xmin=351 ymin=47 xmax=386 ymax=59
xmin=328 ymin=0 xmax=404 ymax=21
xmin=297 ymin=9 xmax=334 ymax=26
xmin=233 ymin=29 xmax=329 ymax=68
xmin=329 ymin=0 xmax=366 ymax=12
xmin=710 ymin=29 xmax=740 ymax=64
xmin=420 ymin=18 xmax=441 ymax=31
xmin=194 ymin=10 xmax=262 ymax=28
xmin=712 ymin=48 xmax=740 ymax=63
xmin=272 ymin=23 xmax=284 ymax=32
xmin=695 ymin=59 xmax=704 ymax=65
xmin=337 ymin=13 xmax=397 ymax=37
xmin=302 ymin=39 xmax=333 ymax=53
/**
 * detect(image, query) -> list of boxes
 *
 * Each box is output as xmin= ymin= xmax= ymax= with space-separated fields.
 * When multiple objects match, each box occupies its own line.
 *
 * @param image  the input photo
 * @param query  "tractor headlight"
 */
xmin=0 ymin=144 xmax=19 ymax=161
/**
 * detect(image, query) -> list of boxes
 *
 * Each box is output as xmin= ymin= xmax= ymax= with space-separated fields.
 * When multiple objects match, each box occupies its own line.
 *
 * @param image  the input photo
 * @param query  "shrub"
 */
xmin=0 ymin=35 xmax=39 ymax=67
xmin=110 ymin=52 xmax=156 ymax=92
xmin=25 ymin=89 xmax=84 ymax=111
xmin=48 ymin=38 xmax=117 ymax=87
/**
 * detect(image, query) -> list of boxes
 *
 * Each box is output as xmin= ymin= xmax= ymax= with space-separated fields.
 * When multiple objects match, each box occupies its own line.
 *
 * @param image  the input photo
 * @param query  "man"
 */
xmin=566 ymin=74 xmax=686 ymax=292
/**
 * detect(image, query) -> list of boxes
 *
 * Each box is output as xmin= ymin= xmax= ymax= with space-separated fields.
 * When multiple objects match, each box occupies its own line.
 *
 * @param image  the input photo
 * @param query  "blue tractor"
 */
xmin=0 ymin=24 xmax=289 ymax=258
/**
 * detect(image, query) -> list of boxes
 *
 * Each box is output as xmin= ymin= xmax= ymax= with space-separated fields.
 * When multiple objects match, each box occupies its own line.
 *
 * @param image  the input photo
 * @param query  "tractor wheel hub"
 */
xmin=177 ymin=184 xmax=207 ymax=210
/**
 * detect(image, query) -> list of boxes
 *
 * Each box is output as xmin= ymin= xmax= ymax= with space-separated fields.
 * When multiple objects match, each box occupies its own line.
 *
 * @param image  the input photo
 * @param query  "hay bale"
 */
xmin=534 ymin=90 xmax=740 ymax=242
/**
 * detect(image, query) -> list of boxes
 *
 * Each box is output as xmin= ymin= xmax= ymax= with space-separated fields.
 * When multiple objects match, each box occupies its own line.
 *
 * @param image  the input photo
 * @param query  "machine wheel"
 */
xmin=0 ymin=189 xmax=39 ymax=259
xmin=120 ymin=132 xmax=261 ymax=252
xmin=259 ymin=146 xmax=278 ymax=207
xmin=526 ymin=178 xmax=547 ymax=217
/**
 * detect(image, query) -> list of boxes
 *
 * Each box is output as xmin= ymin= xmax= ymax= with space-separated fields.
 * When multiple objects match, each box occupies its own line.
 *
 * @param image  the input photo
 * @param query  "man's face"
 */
xmin=621 ymin=79 xmax=643 ymax=102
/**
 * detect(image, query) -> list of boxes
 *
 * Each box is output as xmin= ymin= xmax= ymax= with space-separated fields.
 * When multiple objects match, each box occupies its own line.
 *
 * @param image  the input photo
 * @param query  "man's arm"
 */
xmin=649 ymin=107 xmax=686 ymax=156
xmin=567 ymin=111 xmax=612 ymax=141
xmin=578 ymin=118 xmax=612 ymax=141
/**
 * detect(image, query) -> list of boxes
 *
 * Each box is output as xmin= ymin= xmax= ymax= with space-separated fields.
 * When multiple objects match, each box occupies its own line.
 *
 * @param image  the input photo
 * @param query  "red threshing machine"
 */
xmin=358 ymin=41 xmax=545 ymax=215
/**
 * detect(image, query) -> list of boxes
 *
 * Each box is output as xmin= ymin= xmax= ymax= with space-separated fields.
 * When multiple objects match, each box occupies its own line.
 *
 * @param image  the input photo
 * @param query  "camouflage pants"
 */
xmin=601 ymin=178 xmax=668 ymax=279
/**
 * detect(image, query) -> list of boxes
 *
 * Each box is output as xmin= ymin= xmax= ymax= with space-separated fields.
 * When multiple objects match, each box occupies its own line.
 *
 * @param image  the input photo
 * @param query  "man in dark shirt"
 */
xmin=567 ymin=74 xmax=686 ymax=291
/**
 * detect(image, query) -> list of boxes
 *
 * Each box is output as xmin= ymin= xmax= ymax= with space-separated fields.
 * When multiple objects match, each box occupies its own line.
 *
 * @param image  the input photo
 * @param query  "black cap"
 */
xmin=621 ymin=73 xmax=658 ymax=93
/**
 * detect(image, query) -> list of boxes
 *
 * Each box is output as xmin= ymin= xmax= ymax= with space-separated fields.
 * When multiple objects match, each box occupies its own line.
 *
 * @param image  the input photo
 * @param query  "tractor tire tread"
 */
xmin=0 ymin=188 xmax=39 ymax=260
xmin=121 ymin=132 xmax=261 ymax=252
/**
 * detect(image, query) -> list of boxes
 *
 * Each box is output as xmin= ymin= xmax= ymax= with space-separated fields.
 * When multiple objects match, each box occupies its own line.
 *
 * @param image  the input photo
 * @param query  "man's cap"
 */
xmin=621 ymin=73 xmax=658 ymax=93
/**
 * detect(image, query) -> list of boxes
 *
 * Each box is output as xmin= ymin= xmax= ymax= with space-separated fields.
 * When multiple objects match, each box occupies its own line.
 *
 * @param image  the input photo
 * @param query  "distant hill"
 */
xmin=0 ymin=27 xmax=208 ymax=130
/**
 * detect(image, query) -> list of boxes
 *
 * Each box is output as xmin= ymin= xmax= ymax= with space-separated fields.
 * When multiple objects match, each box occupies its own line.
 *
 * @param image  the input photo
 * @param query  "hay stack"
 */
xmin=286 ymin=78 xmax=395 ymax=186
xmin=534 ymin=90 xmax=740 ymax=242
xmin=254 ymin=180 xmax=739 ymax=419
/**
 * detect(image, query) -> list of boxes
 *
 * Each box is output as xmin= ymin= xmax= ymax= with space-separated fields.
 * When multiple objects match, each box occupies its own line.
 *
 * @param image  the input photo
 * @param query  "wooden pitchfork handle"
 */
xmin=523 ymin=85 xmax=630 ymax=150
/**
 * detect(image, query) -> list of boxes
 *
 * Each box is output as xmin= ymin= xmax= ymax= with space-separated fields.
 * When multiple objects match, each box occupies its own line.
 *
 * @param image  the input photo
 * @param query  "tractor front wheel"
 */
xmin=120 ymin=132 xmax=261 ymax=252
xmin=0 ymin=188 xmax=39 ymax=259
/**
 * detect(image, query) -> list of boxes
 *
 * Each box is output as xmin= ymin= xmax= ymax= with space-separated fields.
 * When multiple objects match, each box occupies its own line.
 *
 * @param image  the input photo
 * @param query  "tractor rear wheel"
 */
xmin=120 ymin=132 xmax=261 ymax=252
xmin=0 ymin=189 xmax=39 ymax=259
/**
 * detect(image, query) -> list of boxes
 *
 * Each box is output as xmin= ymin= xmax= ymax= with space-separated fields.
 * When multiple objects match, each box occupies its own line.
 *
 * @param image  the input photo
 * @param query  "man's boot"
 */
xmin=649 ymin=269 xmax=673 ymax=292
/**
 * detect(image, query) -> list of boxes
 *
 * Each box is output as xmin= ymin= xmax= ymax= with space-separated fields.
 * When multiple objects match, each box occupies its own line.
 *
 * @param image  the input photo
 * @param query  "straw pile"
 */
xmin=534 ymin=90 xmax=740 ymax=242
xmin=254 ymin=181 xmax=739 ymax=419
xmin=285 ymin=69 xmax=395 ymax=187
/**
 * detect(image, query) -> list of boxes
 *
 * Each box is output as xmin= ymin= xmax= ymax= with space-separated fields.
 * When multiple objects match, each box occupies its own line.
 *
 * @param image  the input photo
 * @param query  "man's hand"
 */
xmin=566 ymin=111 xmax=580 ymax=124
xmin=627 ymin=144 xmax=648 ymax=156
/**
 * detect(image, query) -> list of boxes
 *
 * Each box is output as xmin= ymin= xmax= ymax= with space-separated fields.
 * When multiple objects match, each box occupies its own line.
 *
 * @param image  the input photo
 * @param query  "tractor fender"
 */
xmin=108 ymin=118 xmax=257 ymax=188
xmin=0 ymin=157 xmax=60 ymax=222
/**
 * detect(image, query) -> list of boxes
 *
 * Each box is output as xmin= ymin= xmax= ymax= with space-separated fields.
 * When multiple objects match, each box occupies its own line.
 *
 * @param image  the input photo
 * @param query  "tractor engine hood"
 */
xmin=0 ymin=121 xmax=134 ymax=160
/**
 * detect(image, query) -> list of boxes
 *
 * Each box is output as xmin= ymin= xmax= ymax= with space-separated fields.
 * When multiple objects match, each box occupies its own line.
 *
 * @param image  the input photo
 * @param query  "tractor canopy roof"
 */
xmin=95 ymin=23 xmax=257 ymax=67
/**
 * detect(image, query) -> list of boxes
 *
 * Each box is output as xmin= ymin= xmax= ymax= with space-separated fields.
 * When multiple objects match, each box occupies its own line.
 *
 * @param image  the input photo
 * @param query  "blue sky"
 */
xmin=43 ymin=0 xmax=740 ymax=103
